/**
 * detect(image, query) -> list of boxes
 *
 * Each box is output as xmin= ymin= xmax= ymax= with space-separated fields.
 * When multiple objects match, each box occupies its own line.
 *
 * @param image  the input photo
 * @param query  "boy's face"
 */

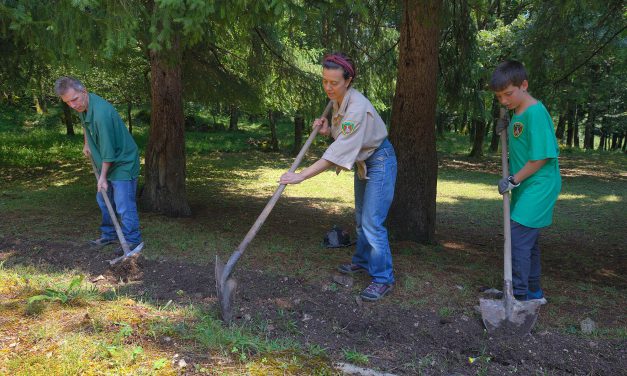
xmin=494 ymin=80 xmax=528 ymax=111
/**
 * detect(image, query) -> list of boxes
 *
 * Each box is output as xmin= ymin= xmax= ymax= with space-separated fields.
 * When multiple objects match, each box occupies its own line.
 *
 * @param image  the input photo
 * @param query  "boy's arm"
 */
xmin=498 ymin=158 xmax=550 ymax=194
xmin=512 ymin=159 xmax=548 ymax=183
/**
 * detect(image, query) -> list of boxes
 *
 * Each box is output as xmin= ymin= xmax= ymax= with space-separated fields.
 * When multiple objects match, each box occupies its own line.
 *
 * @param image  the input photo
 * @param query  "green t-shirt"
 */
xmin=79 ymin=93 xmax=140 ymax=180
xmin=508 ymin=101 xmax=561 ymax=228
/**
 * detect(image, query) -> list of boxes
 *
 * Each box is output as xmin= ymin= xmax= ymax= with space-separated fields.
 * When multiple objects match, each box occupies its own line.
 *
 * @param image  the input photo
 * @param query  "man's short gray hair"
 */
xmin=54 ymin=77 xmax=86 ymax=96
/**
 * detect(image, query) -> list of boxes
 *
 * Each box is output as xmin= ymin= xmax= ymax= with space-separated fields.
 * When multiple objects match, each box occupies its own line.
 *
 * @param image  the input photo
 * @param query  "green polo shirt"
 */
xmin=79 ymin=93 xmax=139 ymax=180
xmin=508 ymin=101 xmax=561 ymax=228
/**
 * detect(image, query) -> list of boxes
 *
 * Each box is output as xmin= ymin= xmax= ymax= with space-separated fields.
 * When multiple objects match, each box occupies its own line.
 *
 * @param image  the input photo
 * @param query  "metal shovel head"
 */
xmin=215 ymin=255 xmax=237 ymax=324
xmin=479 ymin=296 xmax=542 ymax=336
xmin=107 ymin=242 xmax=145 ymax=266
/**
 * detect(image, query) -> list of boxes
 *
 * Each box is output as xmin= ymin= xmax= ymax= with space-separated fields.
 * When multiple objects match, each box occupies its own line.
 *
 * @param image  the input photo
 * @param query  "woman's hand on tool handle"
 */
xmin=313 ymin=117 xmax=330 ymax=137
xmin=279 ymin=159 xmax=334 ymax=185
xmin=279 ymin=172 xmax=305 ymax=185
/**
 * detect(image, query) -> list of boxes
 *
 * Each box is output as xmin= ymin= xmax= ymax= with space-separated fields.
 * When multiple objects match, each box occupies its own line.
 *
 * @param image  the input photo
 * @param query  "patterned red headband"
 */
xmin=324 ymin=55 xmax=355 ymax=78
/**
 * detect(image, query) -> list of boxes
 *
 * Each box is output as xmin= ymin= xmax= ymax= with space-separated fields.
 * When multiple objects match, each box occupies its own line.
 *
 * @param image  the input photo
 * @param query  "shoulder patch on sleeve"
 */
xmin=340 ymin=120 xmax=356 ymax=136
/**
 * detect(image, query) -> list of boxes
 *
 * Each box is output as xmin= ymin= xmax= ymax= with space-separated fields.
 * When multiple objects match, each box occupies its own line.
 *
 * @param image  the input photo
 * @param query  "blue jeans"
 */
xmin=511 ymin=220 xmax=542 ymax=296
xmin=352 ymin=139 xmax=397 ymax=284
xmin=96 ymin=179 xmax=142 ymax=245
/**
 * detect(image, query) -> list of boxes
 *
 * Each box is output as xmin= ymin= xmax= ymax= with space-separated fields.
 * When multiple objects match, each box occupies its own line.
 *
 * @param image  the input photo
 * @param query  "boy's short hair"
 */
xmin=489 ymin=60 xmax=528 ymax=91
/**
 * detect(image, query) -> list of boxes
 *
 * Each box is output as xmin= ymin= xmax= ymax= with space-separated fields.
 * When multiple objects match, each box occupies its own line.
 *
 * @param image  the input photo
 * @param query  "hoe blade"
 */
xmin=215 ymin=255 xmax=237 ymax=324
xmin=480 ymin=297 xmax=542 ymax=336
xmin=107 ymin=242 xmax=144 ymax=266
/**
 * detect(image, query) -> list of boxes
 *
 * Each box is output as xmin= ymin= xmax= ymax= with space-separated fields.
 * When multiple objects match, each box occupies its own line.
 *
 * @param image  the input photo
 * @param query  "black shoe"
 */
xmin=338 ymin=263 xmax=367 ymax=274
xmin=89 ymin=237 xmax=117 ymax=247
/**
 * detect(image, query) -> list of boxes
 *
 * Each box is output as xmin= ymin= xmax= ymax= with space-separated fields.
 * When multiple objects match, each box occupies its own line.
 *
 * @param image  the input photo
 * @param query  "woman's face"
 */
xmin=322 ymin=68 xmax=351 ymax=102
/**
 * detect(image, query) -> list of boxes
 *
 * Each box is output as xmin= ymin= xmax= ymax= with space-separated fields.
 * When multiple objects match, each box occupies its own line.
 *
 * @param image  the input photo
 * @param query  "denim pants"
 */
xmin=96 ymin=179 xmax=142 ymax=245
xmin=511 ymin=220 xmax=542 ymax=296
xmin=352 ymin=139 xmax=397 ymax=285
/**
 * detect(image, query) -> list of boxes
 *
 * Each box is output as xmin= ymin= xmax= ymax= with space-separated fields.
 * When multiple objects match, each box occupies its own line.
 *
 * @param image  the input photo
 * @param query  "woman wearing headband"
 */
xmin=280 ymin=52 xmax=397 ymax=301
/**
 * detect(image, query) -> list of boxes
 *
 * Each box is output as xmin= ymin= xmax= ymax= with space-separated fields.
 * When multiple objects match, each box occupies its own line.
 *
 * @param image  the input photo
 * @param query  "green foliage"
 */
xmin=27 ymin=275 xmax=99 ymax=307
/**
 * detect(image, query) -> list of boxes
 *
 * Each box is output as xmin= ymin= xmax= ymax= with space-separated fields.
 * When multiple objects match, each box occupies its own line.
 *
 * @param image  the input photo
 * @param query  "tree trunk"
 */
xmin=555 ymin=114 xmax=566 ymax=143
xmin=436 ymin=110 xmax=445 ymax=138
xmin=140 ymin=45 xmax=191 ymax=217
xmin=584 ymin=109 xmax=596 ymax=149
xmin=469 ymin=118 xmax=486 ymax=157
xmin=489 ymin=97 xmax=500 ymax=152
xmin=127 ymin=102 xmax=133 ymax=135
xmin=229 ymin=105 xmax=239 ymax=131
xmin=573 ymin=106 xmax=580 ymax=148
xmin=566 ymin=105 xmax=575 ymax=147
xmin=268 ymin=110 xmax=279 ymax=151
xmin=388 ymin=0 xmax=441 ymax=244
xmin=292 ymin=113 xmax=304 ymax=156
xmin=62 ymin=102 xmax=75 ymax=136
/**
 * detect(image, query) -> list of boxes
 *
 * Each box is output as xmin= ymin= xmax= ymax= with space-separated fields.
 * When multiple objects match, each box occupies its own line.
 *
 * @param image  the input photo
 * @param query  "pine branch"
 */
xmin=553 ymin=24 xmax=627 ymax=85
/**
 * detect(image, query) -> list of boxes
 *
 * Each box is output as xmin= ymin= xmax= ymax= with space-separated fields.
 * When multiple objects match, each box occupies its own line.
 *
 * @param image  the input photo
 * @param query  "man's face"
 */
xmin=494 ymin=81 xmax=528 ymax=111
xmin=60 ymin=87 xmax=88 ymax=113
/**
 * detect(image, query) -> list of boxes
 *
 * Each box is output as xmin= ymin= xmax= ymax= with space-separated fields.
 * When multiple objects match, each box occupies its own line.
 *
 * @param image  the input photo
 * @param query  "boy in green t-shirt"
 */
xmin=489 ymin=60 xmax=562 ymax=301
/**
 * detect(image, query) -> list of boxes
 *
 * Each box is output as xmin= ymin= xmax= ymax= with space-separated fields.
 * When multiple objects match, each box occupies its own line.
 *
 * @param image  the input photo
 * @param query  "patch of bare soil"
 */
xmin=1 ymin=236 xmax=625 ymax=375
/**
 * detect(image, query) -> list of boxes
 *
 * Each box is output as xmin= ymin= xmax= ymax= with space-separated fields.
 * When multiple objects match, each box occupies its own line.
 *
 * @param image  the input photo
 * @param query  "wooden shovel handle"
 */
xmin=221 ymin=101 xmax=334 ymax=283
xmin=499 ymin=107 xmax=514 ymax=298
xmin=88 ymin=156 xmax=130 ymax=254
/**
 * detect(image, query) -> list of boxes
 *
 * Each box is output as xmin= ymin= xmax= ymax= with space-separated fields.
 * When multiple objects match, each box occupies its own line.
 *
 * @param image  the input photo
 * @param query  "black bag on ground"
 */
xmin=323 ymin=226 xmax=354 ymax=248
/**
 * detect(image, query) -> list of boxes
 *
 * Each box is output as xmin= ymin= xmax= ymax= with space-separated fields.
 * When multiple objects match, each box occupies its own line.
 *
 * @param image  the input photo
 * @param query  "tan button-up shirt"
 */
xmin=322 ymin=88 xmax=388 ymax=179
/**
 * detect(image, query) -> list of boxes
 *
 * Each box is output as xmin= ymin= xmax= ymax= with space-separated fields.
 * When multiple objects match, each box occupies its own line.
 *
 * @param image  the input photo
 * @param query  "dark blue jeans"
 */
xmin=511 ymin=220 xmax=542 ymax=296
xmin=96 ymin=179 xmax=142 ymax=245
xmin=352 ymin=139 xmax=397 ymax=284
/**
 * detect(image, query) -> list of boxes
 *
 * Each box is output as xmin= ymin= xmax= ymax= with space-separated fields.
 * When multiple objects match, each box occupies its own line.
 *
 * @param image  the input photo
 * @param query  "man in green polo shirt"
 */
xmin=54 ymin=77 xmax=143 ymax=255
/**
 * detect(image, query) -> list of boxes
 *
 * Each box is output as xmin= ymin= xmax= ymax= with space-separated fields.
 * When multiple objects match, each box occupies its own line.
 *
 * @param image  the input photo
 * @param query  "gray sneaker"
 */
xmin=360 ymin=282 xmax=393 ymax=301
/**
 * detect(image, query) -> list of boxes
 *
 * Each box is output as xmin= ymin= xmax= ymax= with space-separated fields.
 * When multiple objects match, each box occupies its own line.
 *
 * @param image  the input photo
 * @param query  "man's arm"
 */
xmin=83 ymin=133 xmax=91 ymax=157
xmin=98 ymin=162 xmax=112 ymax=192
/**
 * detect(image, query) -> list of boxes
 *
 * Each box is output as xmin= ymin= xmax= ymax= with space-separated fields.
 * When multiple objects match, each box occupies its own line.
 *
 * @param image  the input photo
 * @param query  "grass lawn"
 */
xmin=1 ymin=107 xmax=625 ymax=375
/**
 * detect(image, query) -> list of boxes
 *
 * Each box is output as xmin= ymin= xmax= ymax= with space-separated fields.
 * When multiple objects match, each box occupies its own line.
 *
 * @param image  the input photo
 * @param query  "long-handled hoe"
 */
xmin=479 ymin=108 xmax=542 ymax=336
xmin=88 ymin=156 xmax=144 ymax=266
xmin=216 ymin=101 xmax=333 ymax=323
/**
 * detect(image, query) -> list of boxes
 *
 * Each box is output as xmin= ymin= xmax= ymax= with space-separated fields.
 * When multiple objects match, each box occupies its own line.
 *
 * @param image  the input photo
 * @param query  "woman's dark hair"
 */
xmin=322 ymin=52 xmax=356 ymax=81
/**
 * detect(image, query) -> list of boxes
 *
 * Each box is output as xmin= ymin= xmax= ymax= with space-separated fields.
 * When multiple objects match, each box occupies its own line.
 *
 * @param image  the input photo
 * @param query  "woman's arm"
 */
xmin=279 ymin=158 xmax=334 ymax=184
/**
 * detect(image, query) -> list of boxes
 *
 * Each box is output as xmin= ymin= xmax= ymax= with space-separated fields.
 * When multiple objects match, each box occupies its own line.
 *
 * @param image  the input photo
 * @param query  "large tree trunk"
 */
xmin=62 ymin=102 xmax=75 ymax=136
xmin=292 ymin=113 xmax=304 ymax=156
xmin=140 ymin=46 xmax=191 ymax=217
xmin=388 ymin=0 xmax=441 ymax=243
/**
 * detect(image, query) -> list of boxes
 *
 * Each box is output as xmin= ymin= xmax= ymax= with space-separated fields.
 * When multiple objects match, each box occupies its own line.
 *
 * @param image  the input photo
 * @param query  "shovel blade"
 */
xmin=107 ymin=242 xmax=144 ymax=266
xmin=480 ymin=297 xmax=542 ymax=336
xmin=215 ymin=255 xmax=237 ymax=324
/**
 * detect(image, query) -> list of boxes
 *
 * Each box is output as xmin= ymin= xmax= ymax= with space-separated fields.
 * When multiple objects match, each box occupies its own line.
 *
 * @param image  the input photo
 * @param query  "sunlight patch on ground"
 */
xmin=597 ymin=194 xmax=621 ymax=203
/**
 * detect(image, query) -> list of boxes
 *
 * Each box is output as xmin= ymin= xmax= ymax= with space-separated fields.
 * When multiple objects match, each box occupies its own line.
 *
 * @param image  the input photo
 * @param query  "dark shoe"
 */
xmin=360 ymin=282 xmax=393 ymax=301
xmin=89 ymin=237 xmax=117 ymax=247
xmin=338 ymin=263 xmax=367 ymax=274
xmin=113 ymin=243 xmax=140 ymax=257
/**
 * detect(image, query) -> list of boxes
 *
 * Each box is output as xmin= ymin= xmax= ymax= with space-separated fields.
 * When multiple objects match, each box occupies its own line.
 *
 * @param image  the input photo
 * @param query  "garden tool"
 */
xmin=479 ymin=107 xmax=542 ymax=336
xmin=88 ymin=155 xmax=144 ymax=266
xmin=216 ymin=101 xmax=333 ymax=323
